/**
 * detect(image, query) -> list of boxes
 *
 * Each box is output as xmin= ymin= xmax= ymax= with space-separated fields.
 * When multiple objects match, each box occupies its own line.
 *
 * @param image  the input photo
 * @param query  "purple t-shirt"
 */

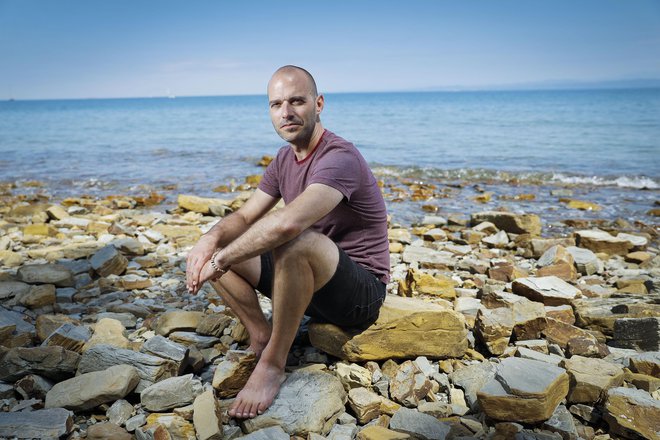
xmin=258 ymin=129 xmax=390 ymax=283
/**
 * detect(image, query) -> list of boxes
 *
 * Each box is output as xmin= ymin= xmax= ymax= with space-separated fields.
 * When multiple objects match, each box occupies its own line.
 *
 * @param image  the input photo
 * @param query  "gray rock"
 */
xmin=613 ymin=317 xmax=659 ymax=351
xmin=45 ymin=364 xmax=140 ymax=411
xmin=327 ymin=423 xmax=358 ymax=439
xmin=140 ymin=373 xmax=203 ymax=411
xmin=196 ymin=313 xmax=233 ymax=337
xmin=0 ymin=281 xmax=30 ymax=300
xmin=125 ymin=413 xmax=147 ymax=432
xmin=242 ymin=370 xmax=346 ymax=435
xmin=55 ymin=287 xmax=77 ymax=303
xmin=0 ymin=307 xmax=36 ymax=347
xmin=78 ymin=344 xmax=178 ymax=392
xmin=390 ymin=360 xmax=432 ymax=408
xmin=0 ymin=346 xmax=79 ymax=382
xmin=566 ymin=246 xmax=601 ymax=275
xmin=90 ymin=245 xmax=128 ymax=277
xmin=449 ymin=361 xmax=496 ymax=410
xmin=141 ymin=334 xmax=189 ymax=372
xmin=543 ymin=405 xmax=578 ymax=440
xmin=240 ymin=426 xmax=289 ymax=440
xmin=17 ymin=263 xmax=75 ymax=287
xmin=0 ymin=407 xmax=73 ymax=439
xmin=169 ymin=331 xmax=220 ymax=348
xmin=389 ymin=407 xmax=451 ymax=439
xmin=402 ymin=245 xmax=454 ymax=267
xmin=516 ymin=347 xmax=563 ymax=366
xmin=0 ymin=382 xmax=14 ymax=399
xmin=107 ymin=399 xmax=134 ymax=426
xmin=57 ymin=258 xmax=92 ymax=275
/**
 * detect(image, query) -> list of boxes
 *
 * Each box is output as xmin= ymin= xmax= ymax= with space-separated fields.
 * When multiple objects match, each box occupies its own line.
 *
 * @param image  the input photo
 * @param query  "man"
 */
xmin=186 ymin=65 xmax=389 ymax=419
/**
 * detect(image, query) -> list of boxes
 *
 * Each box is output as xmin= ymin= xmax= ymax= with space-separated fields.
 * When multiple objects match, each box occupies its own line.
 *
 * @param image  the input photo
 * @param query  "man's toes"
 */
xmin=229 ymin=398 xmax=244 ymax=418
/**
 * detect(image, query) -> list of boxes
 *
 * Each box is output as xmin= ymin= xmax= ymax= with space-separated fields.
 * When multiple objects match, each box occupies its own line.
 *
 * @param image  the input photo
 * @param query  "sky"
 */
xmin=0 ymin=0 xmax=659 ymax=100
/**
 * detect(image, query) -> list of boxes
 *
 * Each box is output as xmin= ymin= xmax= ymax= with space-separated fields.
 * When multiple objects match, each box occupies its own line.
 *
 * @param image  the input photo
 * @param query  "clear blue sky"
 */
xmin=1 ymin=0 xmax=659 ymax=99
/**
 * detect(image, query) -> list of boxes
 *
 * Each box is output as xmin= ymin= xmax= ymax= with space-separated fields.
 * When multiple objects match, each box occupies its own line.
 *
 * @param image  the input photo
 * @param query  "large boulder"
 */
xmin=0 ymin=346 xmax=79 ymax=382
xmin=0 ymin=408 xmax=73 ymax=439
xmin=512 ymin=276 xmax=580 ymax=306
xmin=477 ymin=357 xmax=569 ymax=423
xmin=308 ymin=296 xmax=468 ymax=361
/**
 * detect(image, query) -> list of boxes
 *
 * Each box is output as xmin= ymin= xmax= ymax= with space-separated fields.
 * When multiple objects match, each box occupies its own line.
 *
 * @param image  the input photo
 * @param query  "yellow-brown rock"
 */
xmin=403 ymin=269 xmax=456 ymax=299
xmin=308 ymin=295 xmax=468 ymax=362
xmin=625 ymin=251 xmax=653 ymax=264
xmin=357 ymin=425 xmax=410 ymax=440
xmin=23 ymin=223 xmax=58 ymax=237
xmin=0 ymin=250 xmax=23 ymax=267
xmin=560 ymin=199 xmax=602 ymax=211
xmin=628 ymin=352 xmax=660 ymax=377
xmin=144 ymin=413 xmax=195 ymax=440
xmin=471 ymin=211 xmax=542 ymax=236
xmin=561 ymin=356 xmax=624 ymax=404
xmin=211 ymin=350 xmax=257 ymax=398
xmin=574 ymin=229 xmax=634 ymax=256
xmin=477 ymin=357 xmax=569 ymax=424
xmin=542 ymin=318 xmax=598 ymax=349
xmin=177 ymin=195 xmax=232 ymax=216
xmin=155 ymin=311 xmax=204 ymax=337
xmin=83 ymin=318 xmax=130 ymax=351
xmin=604 ymin=387 xmax=660 ymax=440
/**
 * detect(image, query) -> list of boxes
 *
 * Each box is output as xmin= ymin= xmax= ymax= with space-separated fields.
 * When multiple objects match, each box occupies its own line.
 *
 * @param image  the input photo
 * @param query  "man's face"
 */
xmin=267 ymin=71 xmax=323 ymax=145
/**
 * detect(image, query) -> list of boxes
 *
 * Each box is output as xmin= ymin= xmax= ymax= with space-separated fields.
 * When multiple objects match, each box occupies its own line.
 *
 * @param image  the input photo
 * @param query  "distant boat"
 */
xmin=166 ymin=89 xmax=176 ymax=99
xmin=8 ymin=98 xmax=15 ymax=102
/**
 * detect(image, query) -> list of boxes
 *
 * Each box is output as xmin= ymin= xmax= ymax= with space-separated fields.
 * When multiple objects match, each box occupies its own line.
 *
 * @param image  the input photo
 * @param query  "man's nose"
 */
xmin=280 ymin=101 xmax=293 ymax=118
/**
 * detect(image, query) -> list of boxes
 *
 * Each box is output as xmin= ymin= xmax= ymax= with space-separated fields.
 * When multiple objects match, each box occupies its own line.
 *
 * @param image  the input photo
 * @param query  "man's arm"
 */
xmin=208 ymin=183 xmax=344 ymax=276
xmin=186 ymin=189 xmax=279 ymax=292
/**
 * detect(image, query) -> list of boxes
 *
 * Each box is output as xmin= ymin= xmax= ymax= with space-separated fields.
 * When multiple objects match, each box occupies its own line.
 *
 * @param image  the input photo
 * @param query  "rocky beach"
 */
xmin=0 ymin=166 xmax=658 ymax=440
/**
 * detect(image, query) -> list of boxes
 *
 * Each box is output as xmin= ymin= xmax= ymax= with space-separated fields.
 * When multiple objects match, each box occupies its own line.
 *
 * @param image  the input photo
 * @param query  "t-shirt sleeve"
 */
xmin=257 ymin=156 xmax=282 ymax=199
xmin=308 ymin=145 xmax=362 ymax=201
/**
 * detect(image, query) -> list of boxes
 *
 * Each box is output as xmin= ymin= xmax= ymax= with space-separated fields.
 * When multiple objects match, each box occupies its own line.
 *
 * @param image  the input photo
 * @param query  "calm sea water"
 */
xmin=1 ymin=89 xmax=659 ymax=225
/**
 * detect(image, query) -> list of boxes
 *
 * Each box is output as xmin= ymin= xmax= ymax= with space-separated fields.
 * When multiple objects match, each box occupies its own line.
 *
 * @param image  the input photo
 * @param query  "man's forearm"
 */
xmin=215 ymin=209 xmax=298 ymax=268
xmin=204 ymin=211 xmax=251 ymax=248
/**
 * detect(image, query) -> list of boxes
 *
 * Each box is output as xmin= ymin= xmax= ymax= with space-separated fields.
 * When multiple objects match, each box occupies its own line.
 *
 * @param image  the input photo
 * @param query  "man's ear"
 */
xmin=316 ymin=94 xmax=324 ymax=115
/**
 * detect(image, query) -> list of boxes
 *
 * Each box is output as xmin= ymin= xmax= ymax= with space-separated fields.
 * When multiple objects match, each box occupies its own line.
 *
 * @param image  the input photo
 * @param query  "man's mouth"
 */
xmin=280 ymin=122 xmax=301 ymax=129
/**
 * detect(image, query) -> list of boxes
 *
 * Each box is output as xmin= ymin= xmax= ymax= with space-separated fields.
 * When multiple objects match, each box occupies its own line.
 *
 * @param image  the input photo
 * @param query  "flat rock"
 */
xmin=142 ymin=334 xmax=189 ymax=372
xmin=402 ymin=246 xmax=454 ymax=268
xmin=78 ymin=344 xmax=178 ymax=392
xmin=242 ymin=370 xmax=346 ymax=435
xmin=512 ymin=276 xmax=580 ymax=306
xmin=357 ymin=425 xmax=411 ymax=439
xmin=389 ymin=407 xmax=451 ymax=440
xmin=477 ymin=357 xmax=569 ymax=423
xmin=90 ymin=245 xmax=128 ymax=277
xmin=0 ymin=345 xmax=80 ymax=382
xmin=0 ymin=407 xmax=73 ymax=439
xmin=155 ymin=310 xmax=204 ymax=336
xmin=561 ymin=355 xmax=624 ymax=404
xmin=212 ymin=350 xmax=257 ymax=398
xmin=141 ymin=373 xmax=203 ymax=411
xmin=0 ymin=308 xmax=36 ymax=347
xmin=309 ymin=295 xmax=468 ymax=361
xmin=193 ymin=389 xmax=224 ymax=440
xmin=543 ymin=318 xmax=598 ymax=349
xmin=17 ymin=263 xmax=75 ymax=287
xmin=574 ymin=229 xmax=634 ymax=256
xmin=604 ymin=387 xmax=660 ymax=440
xmin=471 ymin=211 xmax=542 ymax=236
xmin=42 ymin=323 xmax=91 ymax=353
xmin=566 ymin=246 xmax=601 ymax=275
xmin=45 ymin=364 xmax=139 ymax=411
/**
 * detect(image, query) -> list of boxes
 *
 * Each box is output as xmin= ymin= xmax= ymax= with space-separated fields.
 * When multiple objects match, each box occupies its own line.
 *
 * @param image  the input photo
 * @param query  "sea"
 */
xmin=1 ymin=89 xmax=659 ymax=228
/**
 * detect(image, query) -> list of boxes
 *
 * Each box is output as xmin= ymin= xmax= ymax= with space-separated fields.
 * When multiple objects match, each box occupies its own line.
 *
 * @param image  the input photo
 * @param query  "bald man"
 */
xmin=186 ymin=65 xmax=389 ymax=419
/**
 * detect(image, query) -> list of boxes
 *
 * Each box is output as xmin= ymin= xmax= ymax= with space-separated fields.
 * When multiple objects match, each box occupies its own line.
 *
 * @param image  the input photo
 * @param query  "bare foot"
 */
xmin=228 ymin=360 xmax=286 ymax=419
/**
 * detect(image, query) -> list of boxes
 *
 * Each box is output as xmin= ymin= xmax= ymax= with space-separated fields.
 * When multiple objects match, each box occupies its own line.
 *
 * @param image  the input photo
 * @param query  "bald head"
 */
xmin=269 ymin=65 xmax=318 ymax=98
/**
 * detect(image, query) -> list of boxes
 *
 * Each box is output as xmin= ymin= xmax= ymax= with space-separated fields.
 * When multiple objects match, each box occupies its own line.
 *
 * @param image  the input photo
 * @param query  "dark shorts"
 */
xmin=256 ymin=245 xmax=386 ymax=328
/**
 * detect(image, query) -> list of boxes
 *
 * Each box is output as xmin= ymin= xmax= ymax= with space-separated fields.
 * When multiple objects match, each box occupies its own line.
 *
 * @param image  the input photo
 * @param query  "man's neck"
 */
xmin=290 ymin=124 xmax=325 ymax=161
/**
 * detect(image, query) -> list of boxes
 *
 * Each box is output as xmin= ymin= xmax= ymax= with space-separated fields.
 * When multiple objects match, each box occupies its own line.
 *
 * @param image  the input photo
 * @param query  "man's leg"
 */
xmin=229 ymin=230 xmax=339 ymax=419
xmin=209 ymin=255 xmax=271 ymax=356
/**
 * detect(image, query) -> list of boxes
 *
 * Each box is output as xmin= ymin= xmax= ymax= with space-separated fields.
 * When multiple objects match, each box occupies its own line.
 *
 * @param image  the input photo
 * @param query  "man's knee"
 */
xmin=272 ymin=230 xmax=331 ymax=260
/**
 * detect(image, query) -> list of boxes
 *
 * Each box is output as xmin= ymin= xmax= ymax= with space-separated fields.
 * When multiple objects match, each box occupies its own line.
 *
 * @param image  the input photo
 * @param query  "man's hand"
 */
xmin=186 ymin=234 xmax=217 ymax=293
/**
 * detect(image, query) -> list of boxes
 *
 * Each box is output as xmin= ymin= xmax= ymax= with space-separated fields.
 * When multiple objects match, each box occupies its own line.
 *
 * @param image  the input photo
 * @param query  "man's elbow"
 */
xmin=277 ymin=219 xmax=305 ymax=241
